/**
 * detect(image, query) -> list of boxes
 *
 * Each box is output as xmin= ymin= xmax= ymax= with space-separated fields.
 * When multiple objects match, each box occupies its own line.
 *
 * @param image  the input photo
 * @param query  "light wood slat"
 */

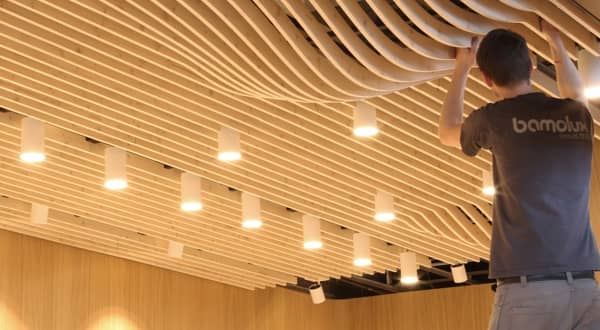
xmin=392 ymin=0 xmax=474 ymax=47
xmin=500 ymin=0 xmax=600 ymax=55
xmin=0 ymin=11 xmax=492 ymax=258
xmin=550 ymin=0 xmax=600 ymax=37
xmin=366 ymin=0 xmax=456 ymax=60
xmin=0 ymin=0 xmax=592 ymax=288
xmin=0 ymin=111 xmax=480 ymax=263
xmin=322 ymin=0 xmax=453 ymax=74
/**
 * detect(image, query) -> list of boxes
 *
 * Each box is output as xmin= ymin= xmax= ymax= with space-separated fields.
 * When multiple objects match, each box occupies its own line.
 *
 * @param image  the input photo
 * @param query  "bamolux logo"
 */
xmin=513 ymin=116 xmax=588 ymax=134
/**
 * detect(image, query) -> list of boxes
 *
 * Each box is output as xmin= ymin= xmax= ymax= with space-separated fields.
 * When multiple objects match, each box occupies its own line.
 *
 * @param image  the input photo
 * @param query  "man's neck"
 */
xmin=495 ymin=82 xmax=536 ymax=100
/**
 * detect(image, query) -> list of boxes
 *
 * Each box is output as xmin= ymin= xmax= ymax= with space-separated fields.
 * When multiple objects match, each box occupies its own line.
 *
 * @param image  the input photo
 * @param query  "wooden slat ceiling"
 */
xmin=0 ymin=0 xmax=598 ymax=290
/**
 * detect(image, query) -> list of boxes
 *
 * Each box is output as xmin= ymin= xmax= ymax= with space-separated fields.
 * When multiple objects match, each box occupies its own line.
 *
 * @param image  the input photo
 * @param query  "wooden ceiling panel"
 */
xmin=0 ymin=0 xmax=597 ymax=289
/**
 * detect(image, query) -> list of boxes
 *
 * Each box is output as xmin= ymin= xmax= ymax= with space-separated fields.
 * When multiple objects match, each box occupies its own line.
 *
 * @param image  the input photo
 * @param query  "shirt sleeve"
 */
xmin=460 ymin=107 xmax=491 ymax=157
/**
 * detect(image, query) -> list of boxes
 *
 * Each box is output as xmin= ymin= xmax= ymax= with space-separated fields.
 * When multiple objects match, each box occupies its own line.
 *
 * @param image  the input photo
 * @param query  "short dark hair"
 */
xmin=476 ymin=29 xmax=532 ymax=87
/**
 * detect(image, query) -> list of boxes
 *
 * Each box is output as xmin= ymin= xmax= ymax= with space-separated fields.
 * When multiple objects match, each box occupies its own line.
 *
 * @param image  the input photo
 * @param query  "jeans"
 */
xmin=488 ymin=277 xmax=600 ymax=330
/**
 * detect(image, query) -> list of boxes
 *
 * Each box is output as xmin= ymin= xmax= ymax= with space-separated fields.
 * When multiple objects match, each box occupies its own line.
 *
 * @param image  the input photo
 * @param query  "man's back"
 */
xmin=462 ymin=92 xmax=600 ymax=278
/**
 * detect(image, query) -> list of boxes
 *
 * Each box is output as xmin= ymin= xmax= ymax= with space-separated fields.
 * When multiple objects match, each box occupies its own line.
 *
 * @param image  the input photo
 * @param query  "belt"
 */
xmin=496 ymin=271 xmax=595 ymax=287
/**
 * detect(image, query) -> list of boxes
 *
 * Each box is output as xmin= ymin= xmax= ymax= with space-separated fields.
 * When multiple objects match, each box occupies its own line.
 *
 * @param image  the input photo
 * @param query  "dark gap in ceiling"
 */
xmin=285 ymin=259 xmax=494 ymax=299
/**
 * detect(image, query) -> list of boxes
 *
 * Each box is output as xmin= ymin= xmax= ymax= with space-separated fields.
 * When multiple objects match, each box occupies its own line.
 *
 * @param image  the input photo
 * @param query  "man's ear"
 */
xmin=482 ymin=72 xmax=494 ymax=88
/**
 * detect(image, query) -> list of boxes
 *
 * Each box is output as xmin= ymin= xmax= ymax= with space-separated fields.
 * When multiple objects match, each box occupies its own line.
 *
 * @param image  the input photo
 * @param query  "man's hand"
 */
xmin=439 ymin=37 xmax=481 ymax=149
xmin=540 ymin=18 xmax=561 ymax=45
xmin=455 ymin=37 xmax=481 ymax=72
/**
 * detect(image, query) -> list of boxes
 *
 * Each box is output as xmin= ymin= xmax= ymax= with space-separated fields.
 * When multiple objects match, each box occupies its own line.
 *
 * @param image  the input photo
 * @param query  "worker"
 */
xmin=438 ymin=20 xmax=600 ymax=329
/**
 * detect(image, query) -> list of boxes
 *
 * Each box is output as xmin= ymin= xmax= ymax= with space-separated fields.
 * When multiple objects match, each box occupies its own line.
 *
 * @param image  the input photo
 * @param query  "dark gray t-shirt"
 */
xmin=461 ymin=92 xmax=600 ymax=279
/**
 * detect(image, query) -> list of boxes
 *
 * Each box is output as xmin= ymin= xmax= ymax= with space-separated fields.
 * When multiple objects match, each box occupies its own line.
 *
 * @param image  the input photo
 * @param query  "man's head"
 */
xmin=476 ymin=29 xmax=533 ymax=95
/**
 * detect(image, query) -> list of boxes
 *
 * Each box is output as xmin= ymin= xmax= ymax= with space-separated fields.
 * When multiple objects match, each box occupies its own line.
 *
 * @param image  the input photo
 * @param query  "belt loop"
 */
xmin=520 ymin=275 xmax=527 ymax=287
xmin=566 ymin=272 xmax=574 ymax=285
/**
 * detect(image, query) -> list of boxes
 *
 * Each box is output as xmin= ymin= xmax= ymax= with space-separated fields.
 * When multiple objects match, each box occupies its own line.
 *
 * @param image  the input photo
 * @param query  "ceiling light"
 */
xmin=374 ymin=190 xmax=395 ymax=222
xmin=104 ymin=147 xmax=128 ymax=190
xmin=30 ymin=203 xmax=48 ymax=225
xmin=353 ymin=102 xmax=378 ymax=137
xmin=482 ymin=169 xmax=495 ymax=196
xmin=241 ymin=192 xmax=262 ymax=229
xmin=20 ymin=117 xmax=45 ymax=163
xmin=303 ymin=215 xmax=322 ymax=250
xmin=180 ymin=172 xmax=203 ymax=212
xmin=309 ymin=283 xmax=326 ymax=304
xmin=167 ymin=240 xmax=184 ymax=259
xmin=400 ymin=251 xmax=419 ymax=285
xmin=353 ymin=232 xmax=372 ymax=267
xmin=218 ymin=127 xmax=241 ymax=161
xmin=451 ymin=264 xmax=468 ymax=284
xmin=579 ymin=49 xmax=600 ymax=100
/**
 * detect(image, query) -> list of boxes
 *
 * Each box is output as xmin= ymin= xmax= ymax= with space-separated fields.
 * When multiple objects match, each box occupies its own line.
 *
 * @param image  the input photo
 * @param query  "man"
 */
xmin=439 ymin=21 xmax=600 ymax=329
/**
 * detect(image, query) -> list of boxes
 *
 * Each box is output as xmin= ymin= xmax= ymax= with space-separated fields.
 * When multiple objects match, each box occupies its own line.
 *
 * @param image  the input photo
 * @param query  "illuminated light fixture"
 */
xmin=353 ymin=102 xmax=378 ymax=137
xmin=308 ymin=283 xmax=326 ymax=304
xmin=218 ymin=127 xmax=241 ymax=161
xmin=30 ymin=203 xmax=49 ymax=225
xmin=20 ymin=117 xmax=45 ymax=163
xmin=104 ymin=147 xmax=128 ymax=190
xmin=400 ymin=251 xmax=419 ymax=284
xmin=180 ymin=172 xmax=203 ymax=212
xmin=374 ymin=190 xmax=395 ymax=222
xmin=167 ymin=240 xmax=184 ymax=259
xmin=353 ymin=232 xmax=372 ymax=267
xmin=482 ymin=170 xmax=495 ymax=196
xmin=302 ymin=215 xmax=322 ymax=250
xmin=451 ymin=264 xmax=468 ymax=284
xmin=578 ymin=49 xmax=600 ymax=100
xmin=241 ymin=192 xmax=262 ymax=229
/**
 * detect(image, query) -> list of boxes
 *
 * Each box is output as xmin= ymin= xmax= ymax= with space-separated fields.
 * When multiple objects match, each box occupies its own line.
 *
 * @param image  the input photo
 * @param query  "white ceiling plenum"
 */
xmin=0 ymin=0 xmax=598 ymax=289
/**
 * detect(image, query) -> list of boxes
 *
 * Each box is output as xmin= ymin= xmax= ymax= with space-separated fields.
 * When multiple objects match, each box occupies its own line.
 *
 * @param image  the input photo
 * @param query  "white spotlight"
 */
xmin=180 ymin=172 xmax=203 ymax=212
xmin=353 ymin=102 xmax=378 ymax=137
xmin=482 ymin=170 xmax=495 ymax=196
xmin=104 ymin=147 xmax=128 ymax=190
xmin=579 ymin=49 xmax=600 ymax=100
xmin=218 ymin=127 xmax=241 ymax=161
xmin=30 ymin=203 xmax=49 ymax=225
xmin=353 ymin=232 xmax=372 ymax=267
xmin=451 ymin=264 xmax=468 ymax=284
xmin=309 ymin=283 xmax=326 ymax=304
xmin=167 ymin=240 xmax=184 ymax=259
xmin=374 ymin=191 xmax=395 ymax=222
xmin=20 ymin=117 xmax=45 ymax=163
xmin=241 ymin=192 xmax=262 ymax=229
xmin=303 ymin=215 xmax=322 ymax=250
xmin=400 ymin=251 xmax=419 ymax=285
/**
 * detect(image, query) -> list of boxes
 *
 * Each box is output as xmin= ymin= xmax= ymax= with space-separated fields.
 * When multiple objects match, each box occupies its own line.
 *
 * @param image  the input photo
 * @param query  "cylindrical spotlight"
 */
xmin=400 ymin=251 xmax=419 ymax=284
xmin=218 ymin=127 xmax=241 ymax=161
xmin=579 ymin=49 xmax=600 ymax=100
xmin=482 ymin=170 xmax=495 ymax=196
xmin=353 ymin=232 xmax=372 ymax=267
xmin=180 ymin=172 xmax=203 ymax=212
xmin=374 ymin=191 xmax=395 ymax=222
xmin=353 ymin=102 xmax=378 ymax=137
xmin=241 ymin=192 xmax=262 ymax=229
xmin=167 ymin=240 xmax=184 ymax=259
xmin=303 ymin=215 xmax=322 ymax=250
xmin=308 ymin=283 xmax=326 ymax=304
xmin=104 ymin=147 xmax=128 ymax=190
xmin=451 ymin=264 xmax=468 ymax=284
xmin=30 ymin=203 xmax=49 ymax=225
xmin=20 ymin=117 xmax=45 ymax=163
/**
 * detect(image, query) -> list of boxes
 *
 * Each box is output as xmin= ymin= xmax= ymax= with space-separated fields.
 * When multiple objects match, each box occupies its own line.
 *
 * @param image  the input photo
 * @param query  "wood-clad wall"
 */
xmin=0 ymin=228 xmax=493 ymax=330
xmin=0 ymin=144 xmax=597 ymax=330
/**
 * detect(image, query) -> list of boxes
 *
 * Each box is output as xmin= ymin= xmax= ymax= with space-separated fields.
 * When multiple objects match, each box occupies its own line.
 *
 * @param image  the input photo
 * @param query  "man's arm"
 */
xmin=439 ymin=38 xmax=480 ymax=148
xmin=541 ymin=20 xmax=587 ymax=106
